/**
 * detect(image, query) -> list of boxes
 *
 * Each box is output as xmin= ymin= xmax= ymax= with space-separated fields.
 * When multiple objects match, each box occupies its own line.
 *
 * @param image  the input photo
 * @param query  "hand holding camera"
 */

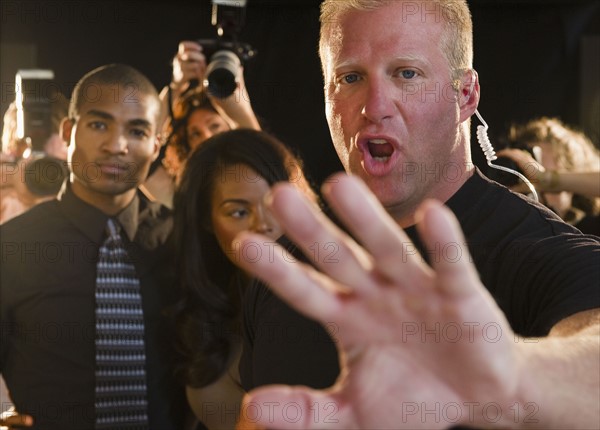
xmin=170 ymin=1 xmax=255 ymax=99
xmin=159 ymin=0 xmax=259 ymax=146
xmin=170 ymin=41 xmax=207 ymax=98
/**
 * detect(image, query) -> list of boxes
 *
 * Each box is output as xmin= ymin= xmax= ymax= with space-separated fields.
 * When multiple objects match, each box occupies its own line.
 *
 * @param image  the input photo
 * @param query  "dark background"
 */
xmin=1 ymin=0 xmax=599 ymax=185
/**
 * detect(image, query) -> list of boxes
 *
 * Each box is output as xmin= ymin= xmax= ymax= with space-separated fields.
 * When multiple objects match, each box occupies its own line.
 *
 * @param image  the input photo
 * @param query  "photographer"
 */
xmin=163 ymin=41 xmax=260 ymax=131
xmin=142 ymin=40 xmax=261 ymax=208
xmin=496 ymin=117 xmax=600 ymax=235
xmin=0 ymin=92 xmax=69 ymax=224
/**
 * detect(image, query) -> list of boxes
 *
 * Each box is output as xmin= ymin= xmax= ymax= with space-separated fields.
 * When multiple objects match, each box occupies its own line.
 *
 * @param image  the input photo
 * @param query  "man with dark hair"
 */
xmin=69 ymin=64 xmax=160 ymax=120
xmin=0 ymin=64 xmax=186 ymax=429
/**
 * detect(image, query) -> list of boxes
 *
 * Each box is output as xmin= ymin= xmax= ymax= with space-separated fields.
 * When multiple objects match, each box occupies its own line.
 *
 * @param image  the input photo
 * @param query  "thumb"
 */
xmin=238 ymin=385 xmax=350 ymax=430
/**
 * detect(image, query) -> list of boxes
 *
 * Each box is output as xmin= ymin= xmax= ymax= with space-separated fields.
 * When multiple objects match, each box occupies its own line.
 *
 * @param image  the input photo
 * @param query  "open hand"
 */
xmin=234 ymin=174 xmax=526 ymax=429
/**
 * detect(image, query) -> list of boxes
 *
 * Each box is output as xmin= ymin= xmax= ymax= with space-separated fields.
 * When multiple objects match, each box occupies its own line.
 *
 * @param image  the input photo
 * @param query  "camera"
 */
xmin=15 ymin=69 xmax=68 ymax=196
xmin=198 ymin=0 xmax=256 ymax=98
xmin=16 ymin=69 xmax=54 ymax=152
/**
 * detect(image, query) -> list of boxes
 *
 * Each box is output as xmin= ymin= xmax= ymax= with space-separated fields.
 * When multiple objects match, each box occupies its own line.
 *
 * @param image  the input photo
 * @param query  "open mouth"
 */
xmin=367 ymin=139 xmax=394 ymax=162
xmin=357 ymin=135 xmax=401 ymax=177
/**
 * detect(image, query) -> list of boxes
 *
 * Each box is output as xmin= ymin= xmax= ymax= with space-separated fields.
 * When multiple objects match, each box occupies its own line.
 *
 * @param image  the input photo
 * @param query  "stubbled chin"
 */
xmin=358 ymin=172 xmax=405 ymax=202
xmin=365 ymin=179 xmax=416 ymax=224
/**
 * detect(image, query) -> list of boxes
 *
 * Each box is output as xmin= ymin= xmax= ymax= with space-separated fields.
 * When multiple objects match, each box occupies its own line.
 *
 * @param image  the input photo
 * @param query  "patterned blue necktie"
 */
xmin=95 ymin=218 xmax=149 ymax=429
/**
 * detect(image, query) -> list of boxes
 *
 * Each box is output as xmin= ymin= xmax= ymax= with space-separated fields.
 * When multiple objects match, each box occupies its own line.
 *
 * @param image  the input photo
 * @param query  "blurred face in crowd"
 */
xmin=321 ymin=1 xmax=476 ymax=225
xmin=210 ymin=163 xmax=282 ymax=263
xmin=63 ymin=83 xmax=160 ymax=213
xmin=187 ymin=108 xmax=230 ymax=151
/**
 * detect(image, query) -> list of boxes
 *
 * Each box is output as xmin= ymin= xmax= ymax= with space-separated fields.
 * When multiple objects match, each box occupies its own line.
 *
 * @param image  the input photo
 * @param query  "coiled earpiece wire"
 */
xmin=474 ymin=110 xmax=539 ymax=202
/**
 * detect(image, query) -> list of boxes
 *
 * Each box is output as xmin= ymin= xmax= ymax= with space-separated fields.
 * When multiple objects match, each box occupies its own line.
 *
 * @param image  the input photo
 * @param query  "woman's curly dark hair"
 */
xmin=172 ymin=129 xmax=315 ymax=387
xmin=164 ymin=90 xmax=219 ymax=170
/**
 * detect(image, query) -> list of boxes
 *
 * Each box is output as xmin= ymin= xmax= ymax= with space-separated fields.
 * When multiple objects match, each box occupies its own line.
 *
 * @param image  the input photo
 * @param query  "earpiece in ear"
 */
xmin=465 ymin=69 xmax=476 ymax=101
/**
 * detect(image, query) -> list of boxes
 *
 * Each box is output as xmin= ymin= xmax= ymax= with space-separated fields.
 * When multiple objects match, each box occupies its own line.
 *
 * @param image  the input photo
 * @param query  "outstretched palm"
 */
xmin=235 ymin=174 xmax=524 ymax=430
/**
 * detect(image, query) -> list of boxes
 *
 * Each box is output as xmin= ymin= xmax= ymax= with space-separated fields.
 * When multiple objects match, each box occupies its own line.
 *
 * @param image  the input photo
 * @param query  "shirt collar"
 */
xmin=444 ymin=168 xmax=488 ymax=217
xmin=115 ymin=196 xmax=139 ymax=241
xmin=58 ymin=184 xmax=140 ymax=242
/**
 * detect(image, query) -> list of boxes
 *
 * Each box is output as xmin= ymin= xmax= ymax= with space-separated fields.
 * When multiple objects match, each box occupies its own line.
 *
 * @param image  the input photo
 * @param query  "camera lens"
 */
xmin=205 ymin=50 xmax=240 ymax=98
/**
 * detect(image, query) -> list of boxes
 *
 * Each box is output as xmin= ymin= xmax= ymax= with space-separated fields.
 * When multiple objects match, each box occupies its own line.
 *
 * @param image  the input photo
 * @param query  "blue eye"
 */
xmin=401 ymin=70 xmax=417 ymax=79
xmin=342 ymin=74 xmax=360 ymax=84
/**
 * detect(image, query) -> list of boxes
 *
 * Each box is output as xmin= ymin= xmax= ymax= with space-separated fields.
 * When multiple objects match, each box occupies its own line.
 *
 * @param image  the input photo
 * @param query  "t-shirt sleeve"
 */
xmin=496 ymin=233 xmax=600 ymax=336
xmin=452 ymin=176 xmax=600 ymax=338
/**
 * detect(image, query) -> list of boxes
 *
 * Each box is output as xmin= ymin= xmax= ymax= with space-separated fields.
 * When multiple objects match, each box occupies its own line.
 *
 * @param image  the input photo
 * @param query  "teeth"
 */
xmin=373 ymin=156 xmax=390 ymax=162
xmin=369 ymin=139 xmax=389 ymax=144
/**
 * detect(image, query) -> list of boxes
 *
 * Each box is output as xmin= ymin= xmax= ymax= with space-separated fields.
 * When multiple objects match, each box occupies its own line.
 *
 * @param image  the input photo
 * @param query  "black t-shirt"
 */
xmin=575 ymin=213 xmax=600 ymax=236
xmin=240 ymin=170 xmax=600 ymax=391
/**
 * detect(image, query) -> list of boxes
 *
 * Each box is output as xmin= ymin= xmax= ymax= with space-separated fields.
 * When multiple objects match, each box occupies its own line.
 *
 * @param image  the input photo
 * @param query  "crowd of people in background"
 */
xmin=1 ymin=1 xmax=599 ymax=429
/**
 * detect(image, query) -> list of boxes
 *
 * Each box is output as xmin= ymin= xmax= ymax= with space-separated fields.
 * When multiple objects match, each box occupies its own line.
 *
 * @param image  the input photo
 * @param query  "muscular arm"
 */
xmin=517 ymin=309 xmax=600 ymax=428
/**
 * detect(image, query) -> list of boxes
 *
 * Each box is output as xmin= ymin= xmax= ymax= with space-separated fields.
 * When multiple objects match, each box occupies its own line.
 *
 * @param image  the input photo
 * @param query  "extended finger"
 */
xmin=178 ymin=40 xmax=202 ymax=54
xmin=265 ymin=183 xmax=382 ymax=295
xmin=322 ymin=174 xmax=432 ymax=287
xmin=234 ymin=232 xmax=344 ymax=322
xmin=415 ymin=200 xmax=480 ymax=297
xmin=179 ymin=50 xmax=206 ymax=64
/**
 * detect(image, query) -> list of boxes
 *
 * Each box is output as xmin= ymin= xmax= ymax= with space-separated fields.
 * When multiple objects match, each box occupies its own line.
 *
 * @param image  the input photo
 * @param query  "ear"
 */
xmin=458 ymin=69 xmax=480 ymax=122
xmin=150 ymin=134 xmax=161 ymax=162
xmin=60 ymin=117 xmax=74 ymax=144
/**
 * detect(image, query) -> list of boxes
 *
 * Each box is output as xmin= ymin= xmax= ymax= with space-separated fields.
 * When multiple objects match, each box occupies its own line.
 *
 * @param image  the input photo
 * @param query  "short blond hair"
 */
xmin=319 ymin=0 xmax=473 ymax=82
